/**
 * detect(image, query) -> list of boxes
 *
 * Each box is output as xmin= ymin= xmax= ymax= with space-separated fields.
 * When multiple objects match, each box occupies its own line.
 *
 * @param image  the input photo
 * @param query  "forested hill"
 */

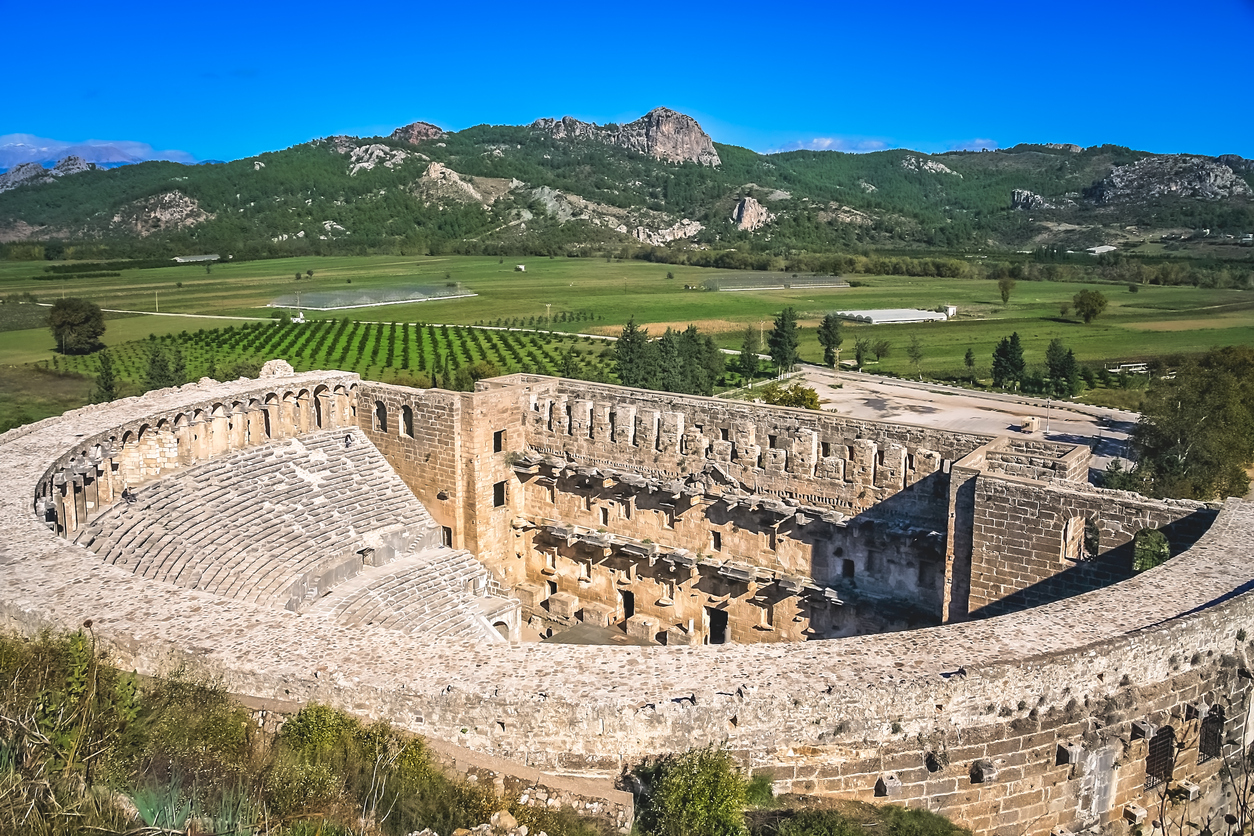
xmin=1 ymin=107 xmax=1252 ymax=263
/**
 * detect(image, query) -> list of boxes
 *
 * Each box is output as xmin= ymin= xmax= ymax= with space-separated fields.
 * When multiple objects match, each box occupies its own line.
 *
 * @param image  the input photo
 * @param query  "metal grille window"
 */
xmin=1200 ymin=706 xmax=1225 ymax=764
xmin=1146 ymin=726 xmax=1176 ymax=790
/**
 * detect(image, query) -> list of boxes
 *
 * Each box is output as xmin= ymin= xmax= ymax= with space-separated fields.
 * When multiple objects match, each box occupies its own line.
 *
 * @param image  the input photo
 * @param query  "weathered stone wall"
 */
xmin=356 ymin=381 xmax=528 ymax=566
xmin=966 ymin=472 xmax=1216 ymax=616
xmin=524 ymin=377 xmax=985 ymax=524
xmin=4 ymin=372 xmax=1251 ymax=836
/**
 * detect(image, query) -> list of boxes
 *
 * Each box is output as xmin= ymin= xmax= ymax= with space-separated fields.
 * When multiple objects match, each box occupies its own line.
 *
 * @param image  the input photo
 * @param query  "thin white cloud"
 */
xmin=0 ymin=134 xmax=197 ymax=169
xmin=764 ymin=137 xmax=889 ymax=154
xmin=949 ymin=138 xmax=998 ymax=152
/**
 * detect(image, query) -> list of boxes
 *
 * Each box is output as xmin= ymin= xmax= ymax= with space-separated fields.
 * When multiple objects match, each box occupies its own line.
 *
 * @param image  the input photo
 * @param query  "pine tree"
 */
xmin=737 ymin=326 xmax=760 ymax=385
xmin=816 ymin=314 xmax=843 ymax=367
xmin=614 ymin=317 xmax=654 ymax=388
xmin=92 ymin=352 xmax=118 ymax=403
xmin=991 ymin=332 xmax=1026 ymax=389
xmin=964 ymin=347 xmax=977 ymax=381
xmin=768 ymin=307 xmax=800 ymax=374
xmin=1045 ymin=338 xmax=1081 ymax=396
xmin=171 ymin=348 xmax=187 ymax=386
xmin=907 ymin=333 xmax=924 ymax=378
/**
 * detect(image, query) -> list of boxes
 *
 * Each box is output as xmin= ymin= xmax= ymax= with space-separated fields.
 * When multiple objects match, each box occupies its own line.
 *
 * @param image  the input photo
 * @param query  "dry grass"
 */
xmin=587 ymin=318 xmax=748 ymax=336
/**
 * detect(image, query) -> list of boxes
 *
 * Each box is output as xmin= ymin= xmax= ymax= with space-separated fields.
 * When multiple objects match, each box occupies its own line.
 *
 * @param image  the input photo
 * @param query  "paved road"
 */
xmin=796 ymin=366 xmax=1136 ymax=479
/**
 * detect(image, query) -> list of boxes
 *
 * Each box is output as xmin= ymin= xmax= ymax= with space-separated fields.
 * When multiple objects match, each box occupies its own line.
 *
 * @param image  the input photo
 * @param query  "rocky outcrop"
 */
xmin=1011 ymin=189 xmax=1055 ymax=210
xmin=633 ymin=218 xmax=703 ymax=246
xmin=532 ymin=107 xmax=721 ymax=166
xmin=417 ymin=162 xmax=485 ymax=204
xmin=390 ymin=121 xmax=445 ymax=144
xmin=1088 ymin=155 xmax=1253 ymax=204
xmin=732 ymin=196 xmax=774 ymax=231
xmin=1217 ymin=154 xmax=1252 ymax=173
xmin=324 ymin=135 xmax=357 ymax=154
xmin=110 ymin=191 xmax=213 ymax=238
xmin=0 ymin=162 xmax=51 ymax=193
xmin=0 ymin=155 xmax=95 ymax=194
xmin=347 ymin=144 xmax=412 ymax=176
xmin=1043 ymin=143 xmax=1083 ymax=153
xmin=901 ymin=155 xmax=961 ymax=177
xmin=817 ymin=203 xmax=872 ymax=226
xmin=52 ymin=155 xmax=94 ymax=176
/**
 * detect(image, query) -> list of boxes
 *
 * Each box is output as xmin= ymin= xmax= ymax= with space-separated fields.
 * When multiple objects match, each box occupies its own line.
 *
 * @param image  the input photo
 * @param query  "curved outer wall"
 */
xmin=1 ymin=371 xmax=1251 ymax=835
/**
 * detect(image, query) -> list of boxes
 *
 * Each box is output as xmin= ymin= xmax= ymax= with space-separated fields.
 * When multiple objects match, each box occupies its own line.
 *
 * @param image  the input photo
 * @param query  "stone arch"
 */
xmin=313 ymin=385 xmax=330 ymax=429
xmin=401 ymin=404 xmax=414 ymax=438
xmin=493 ymin=621 xmax=510 ymax=640
xmin=1132 ymin=527 xmax=1171 ymax=572
xmin=295 ymin=389 xmax=312 ymax=434
xmin=375 ymin=401 xmax=389 ymax=434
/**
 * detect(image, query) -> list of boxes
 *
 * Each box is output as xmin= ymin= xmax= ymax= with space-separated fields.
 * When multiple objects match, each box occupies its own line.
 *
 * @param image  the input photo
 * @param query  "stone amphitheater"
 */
xmin=3 ymin=363 xmax=1252 ymax=835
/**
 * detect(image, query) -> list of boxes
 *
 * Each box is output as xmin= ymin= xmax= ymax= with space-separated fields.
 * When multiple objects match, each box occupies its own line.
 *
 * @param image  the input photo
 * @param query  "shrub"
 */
xmin=636 ymin=747 xmax=748 ymax=836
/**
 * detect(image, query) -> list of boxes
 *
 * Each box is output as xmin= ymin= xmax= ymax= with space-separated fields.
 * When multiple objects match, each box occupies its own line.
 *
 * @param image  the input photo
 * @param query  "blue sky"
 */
xmin=4 ymin=0 xmax=1253 ymax=163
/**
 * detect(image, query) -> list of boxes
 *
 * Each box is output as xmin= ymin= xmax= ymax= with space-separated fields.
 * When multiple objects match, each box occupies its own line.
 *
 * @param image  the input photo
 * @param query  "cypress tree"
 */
xmin=768 ymin=307 xmax=801 ymax=374
xmin=144 ymin=345 xmax=175 ymax=391
xmin=816 ymin=314 xmax=843 ymax=367
xmin=92 ymin=352 xmax=118 ymax=403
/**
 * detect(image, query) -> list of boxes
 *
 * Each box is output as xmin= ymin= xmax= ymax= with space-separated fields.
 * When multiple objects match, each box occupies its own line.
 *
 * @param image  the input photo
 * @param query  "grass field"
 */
xmin=3 ymin=254 xmax=1253 ymax=426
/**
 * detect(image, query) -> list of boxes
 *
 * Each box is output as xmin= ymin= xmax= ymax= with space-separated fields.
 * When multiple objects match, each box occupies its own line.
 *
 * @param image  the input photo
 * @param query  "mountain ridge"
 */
xmin=0 ymin=108 xmax=1250 ymax=259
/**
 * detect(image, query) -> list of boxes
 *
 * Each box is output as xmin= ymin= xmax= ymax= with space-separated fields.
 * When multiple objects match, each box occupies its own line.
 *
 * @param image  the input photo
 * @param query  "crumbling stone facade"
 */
xmin=1 ymin=368 xmax=1246 ymax=836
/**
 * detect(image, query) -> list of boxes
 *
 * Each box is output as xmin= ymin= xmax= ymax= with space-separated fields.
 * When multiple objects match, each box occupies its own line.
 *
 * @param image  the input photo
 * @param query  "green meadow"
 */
xmin=2 ymin=254 xmax=1253 ymax=428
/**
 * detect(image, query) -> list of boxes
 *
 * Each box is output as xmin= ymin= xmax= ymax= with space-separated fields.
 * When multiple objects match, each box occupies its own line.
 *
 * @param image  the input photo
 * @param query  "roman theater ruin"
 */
xmin=4 ymin=362 xmax=1254 ymax=835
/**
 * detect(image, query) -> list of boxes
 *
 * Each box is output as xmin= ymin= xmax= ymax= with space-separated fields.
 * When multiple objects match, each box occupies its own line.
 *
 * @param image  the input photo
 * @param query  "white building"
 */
xmin=834 ymin=309 xmax=948 ymax=325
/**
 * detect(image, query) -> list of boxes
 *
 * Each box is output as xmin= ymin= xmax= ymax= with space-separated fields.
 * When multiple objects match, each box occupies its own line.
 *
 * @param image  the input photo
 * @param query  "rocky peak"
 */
xmin=732 ymin=196 xmax=774 ymax=231
xmin=619 ymin=107 xmax=721 ymax=166
xmin=1043 ymin=143 xmax=1083 ymax=153
xmin=1011 ymin=189 xmax=1054 ymax=210
xmin=0 ymin=162 xmax=52 ymax=194
xmin=0 ymin=155 xmax=95 ymax=194
xmin=531 ymin=107 xmax=720 ymax=167
xmin=1217 ymin=154 xmax=1252 ymax=173
xmin=391 ymin=121 xmax=445 ymax=144
xmin=52 ymin=155 xmax=94 ymax=176
xmin=1088 ymin=155 xmax=1252 ymax=204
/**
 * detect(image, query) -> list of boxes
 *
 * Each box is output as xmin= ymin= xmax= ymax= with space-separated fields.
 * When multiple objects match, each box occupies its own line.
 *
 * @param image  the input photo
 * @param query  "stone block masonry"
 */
xmin=2 ymin=369 xmax=1248 ymax=836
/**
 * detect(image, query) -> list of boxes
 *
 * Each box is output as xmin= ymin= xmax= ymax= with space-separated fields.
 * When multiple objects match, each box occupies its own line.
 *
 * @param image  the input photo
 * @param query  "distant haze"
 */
xmin=0 ymin=134 xmax=197 ymax=172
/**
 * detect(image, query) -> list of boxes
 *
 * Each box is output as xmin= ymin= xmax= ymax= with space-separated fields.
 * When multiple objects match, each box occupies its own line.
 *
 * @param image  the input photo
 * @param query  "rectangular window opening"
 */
xmin=712 ymin=531 xmax=723 ymax=551
xmin=493 ymin=429 xmax=505 ymax=453
xmin=493 ymin=480 xmax=507 ymax=508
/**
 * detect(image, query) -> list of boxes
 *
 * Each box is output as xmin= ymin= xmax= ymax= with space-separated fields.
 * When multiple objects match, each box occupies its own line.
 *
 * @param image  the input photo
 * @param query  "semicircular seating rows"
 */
xmin=71 ymin=428 xmax=508 ymax=641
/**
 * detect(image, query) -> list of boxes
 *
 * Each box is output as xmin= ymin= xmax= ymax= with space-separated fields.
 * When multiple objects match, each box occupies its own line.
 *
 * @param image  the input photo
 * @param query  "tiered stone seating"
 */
xmin=304 ymin=547 xmax=504 ymax=640
xmin=73 ymin=429 xmax=442 ymax=611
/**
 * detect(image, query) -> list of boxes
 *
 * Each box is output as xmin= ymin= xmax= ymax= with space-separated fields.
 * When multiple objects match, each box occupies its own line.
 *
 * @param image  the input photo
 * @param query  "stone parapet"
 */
xmin=2 ymin=372 xmax=1250 ymax=835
